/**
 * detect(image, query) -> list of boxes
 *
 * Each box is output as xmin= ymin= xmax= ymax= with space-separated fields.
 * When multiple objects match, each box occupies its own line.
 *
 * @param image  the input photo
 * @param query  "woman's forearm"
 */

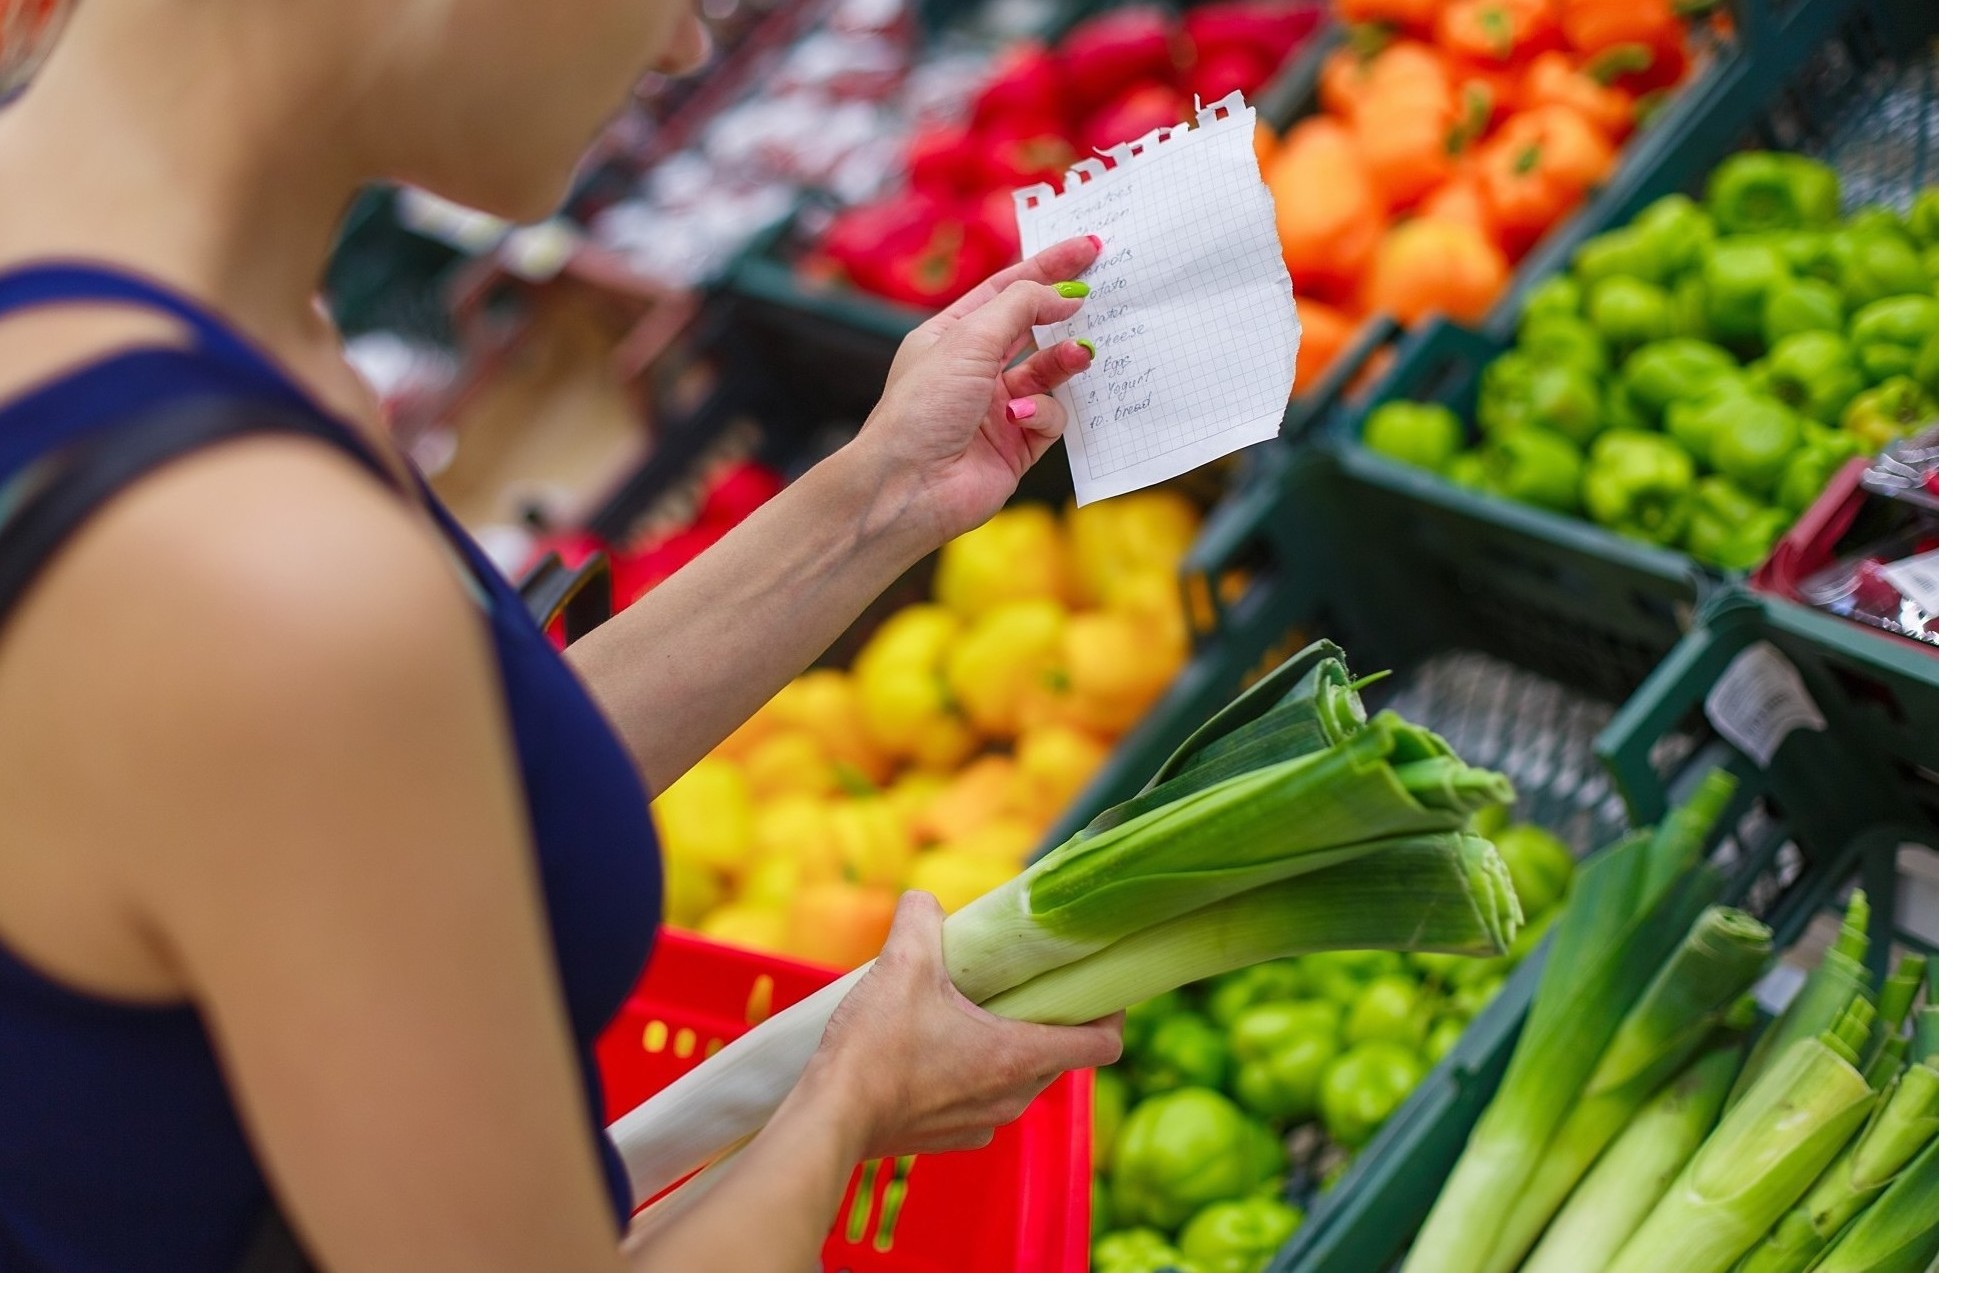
xmin=563 ymin=434 xmax=938 ymax=796
xmin=620 ymin=1060 xmax=871 ymax=1272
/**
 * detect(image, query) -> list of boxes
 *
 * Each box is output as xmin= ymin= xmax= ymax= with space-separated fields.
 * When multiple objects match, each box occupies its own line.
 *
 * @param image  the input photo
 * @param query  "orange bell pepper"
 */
xmin=1417 ymin=165 xmax=1494 ymax=238
xmin=1271 ymin=120 xmax=1387 ymax=301
xmin=1436 ymin=0 xmax=1558 ymax=70
xmin=1521 ymin=50 xmax=1634 ymax=143
xmin=782 ymin=880 xmax=899 ymax=969
xmin=1353 ymin=90 xmax=1460 ymax=212
xmin=1473 ymin=105 xmax=1615 ymax=260
xmin=1563 ymin=0 xmax=1690 ymax=94
xmin=1335 ymin=0 xmax=1444 ymax=37
xmin=1292 ymin=299 xmax=1357 ymax=398
xmin=1363 ymin=217 xmax=1508 ymax=325
xmin=1318 ymin=38 xmax=1452 ymax=118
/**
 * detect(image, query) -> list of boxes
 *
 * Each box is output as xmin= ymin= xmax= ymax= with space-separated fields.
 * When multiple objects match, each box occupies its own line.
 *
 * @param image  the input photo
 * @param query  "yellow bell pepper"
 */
xmin=944 ymin=598 xmax=1067 ymax=738
xmin=741 ymin=729 xmax=840 ymax=799
xmin=960 ymin=817 xmax=1043 ymax=865
xmin=652 ymin=758 xmax=756 ymax=881
xmin=886 ymin=770 xmax=952 ymax=847
xmin=827 ymin=797 xmax=912 ymax=887
xmin=698 ymin=903 xmax=789 ymax=955
xmin=917 ymin=755 xmax=1020 ymax=846
xmin=1013 ymin=723 xmax=1111 ymax=824
xmin=659 ymin=845 xmax=724 ymax=930
xmin=855 ymin=604 xmax=962 ymax=678
xmin=754 ymin=793 xmax=842 ymax=882
xmin=736 ymin=852 xmax=805 ymax=909
xmin=932 ymin=504 xmax=1069 ymax=619
xmin=906 ymin=850 xmax=1023 ymax=914
xmin=772 ymin=668 xmax=892 ymax=786
xmin=1065 ymin=490 xmax=1202 ymax=607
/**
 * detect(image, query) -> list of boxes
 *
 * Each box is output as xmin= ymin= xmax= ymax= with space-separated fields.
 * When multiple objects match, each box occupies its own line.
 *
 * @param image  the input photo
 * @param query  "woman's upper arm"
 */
xmin=53 ymin=439 xmax=627 ymax=1270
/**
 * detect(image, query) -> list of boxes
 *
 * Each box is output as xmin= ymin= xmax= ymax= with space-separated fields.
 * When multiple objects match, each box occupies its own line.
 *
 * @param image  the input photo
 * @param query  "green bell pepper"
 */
xmin=1672 ymin=274 xmax=1711 ymax=341
xmin=1777 ymin=428 xmax=1861 ymax=514
xmin=1599 ymin=376 xmax=1653 ymax=431
xmin=1342 ymin=974 xmax=1430 ymax=1049
xmin=1762 ymin=330 xmax=1865 ymax=422
xmin=1447 ymin=974 xmax=1507 ymax=1020
xmin=1295 ymin=949 xmax=1399 ymax=1004
xmin=1630 ymin=194 xmax=1718 ymax=283
xmin=1361 ymin=399 xmax=1463 ymax=472
xmin=1093 ymin=1227 xmax=1188 ymax=1273
xmin=1444 ymin=452 xmax=1488 ymax=491
xmin=1915 ymin=334 xmax=1938 ymax=395
xmin=1227 ymin=999 xmax=1343 ymax=1123
xmin=1122 ymin=991 xmax=1184 ymax=1054
xmin=1132 ymin=1010 xmax=1231 ymax=1095
xmin=1908 ymin=187 xmax=1938 ymax=246
xmin=1491 ymin=823 xmax=1578 ymax=920
xmin=1685 ymin=476 xmax=1786 ymax=568
xmin=1701 ymin=240 xmax=1793 ymax=344
xmin=1110 ymin=1088 xmax=1287 ymax=1230
xmin=1518 ymin=313 xmax=1610 ymax=378
xmin=1516 ymin=364 xmax=1603 ymax=445
xmin=1705 ymin=151 xmax=1841 ymax=235
xmin=1829 ymin=227 xmax=1932 ymax=310
xmin=1621 ymin=337 xmax=1741 ymax=420
xmin=1708 ymin=393 xmax=1803 ymax=495
xmin=1423 ymin=1016 xmax=1468 ymax=1067
xmin=1586 ymin=274 xmax=1676 ymax=353
xmin=1762 ymin=278 xmax=1846 ymax=346
xmin=1205 ymin=961 xmax=1304 ymax=1029
xmin=1662 ymin=384 xmax=1751 ymax=467
xmin=1318 ymin=1041 xmax=1426 ymax=1149
xmin=1573 ymin=226 xmax=1668 ymax=287
xmin=1179 ymin=1197 xmax=1304 ymax=1273
xmin=1092 ymin=1174 xmax=1111 ymax=1240
xmin=1519 ymin=273 xmax=1582 ymax=330
xmin=1476 ymin=351 xmax=1537 ymax=433
xmin=1848 ymin=294 xmax=1938 ymax=383
xmin=1093 ymin=1068 xmax=1131 ymax=1173
xmin=1843 ymin=375 xmax=1938 ymax=452
xmin=1483 ymin=424 xmax=1585 ymax=512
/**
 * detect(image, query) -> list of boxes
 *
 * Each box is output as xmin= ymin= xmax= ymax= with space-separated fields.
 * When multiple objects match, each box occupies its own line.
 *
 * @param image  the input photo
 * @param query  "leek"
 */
xmin=1811 ymin=1140 xmax=1939 ymax=1272
xmin=1522 ymin=1033 xmax=1746 ymax=1273
xmin=1608 ymin=998 xmax=1881 ymax=1272
xmin=607 ymin=643 xmax=1518 ymax=1206
xmin=1727 ymin=891 xmax=1872 ymax=1109
xmin=1485 ymin=906 xmax=1773 ymax=1268
xmin=1910 ymin=955 xmax=1937 ymax=1066
xmin=1402 ymin=771 xmax=1738 ymax=1272
xmin=1738 ymin=1057 xmax=1939 ymax=1272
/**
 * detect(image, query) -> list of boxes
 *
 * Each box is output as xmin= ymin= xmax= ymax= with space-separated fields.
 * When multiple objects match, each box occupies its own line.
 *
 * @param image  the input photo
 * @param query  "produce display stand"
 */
xmin=1207 ymin=0 xmax=1941 ymax=715
xmin=592 ymin=929 xmax=1094 ymax=1272
xmin=1267 ymin=583 xmax=1937 ymax=1273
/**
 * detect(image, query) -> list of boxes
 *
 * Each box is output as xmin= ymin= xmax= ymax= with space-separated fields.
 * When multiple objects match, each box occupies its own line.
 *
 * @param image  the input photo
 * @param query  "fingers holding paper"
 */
xmin=933 ymin=235 xmax=1102 ymax=331
xmin=1004 ymin=335 xmax=1095 ymax=403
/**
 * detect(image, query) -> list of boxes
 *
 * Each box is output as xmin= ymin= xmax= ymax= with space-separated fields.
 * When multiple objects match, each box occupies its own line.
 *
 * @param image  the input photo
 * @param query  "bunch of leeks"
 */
xmin=610 ymin=642 xmax=1522 ymax=1205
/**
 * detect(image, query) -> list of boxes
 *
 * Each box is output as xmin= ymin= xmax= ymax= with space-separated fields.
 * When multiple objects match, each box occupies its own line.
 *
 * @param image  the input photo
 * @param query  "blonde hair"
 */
xmin=1 ymin=0 xmax=72 ymax=97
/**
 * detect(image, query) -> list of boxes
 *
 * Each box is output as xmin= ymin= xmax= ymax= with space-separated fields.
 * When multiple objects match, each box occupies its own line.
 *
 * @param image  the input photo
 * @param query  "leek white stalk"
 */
xmin=1522 ymin=1036 xmax=1745 ymax=1272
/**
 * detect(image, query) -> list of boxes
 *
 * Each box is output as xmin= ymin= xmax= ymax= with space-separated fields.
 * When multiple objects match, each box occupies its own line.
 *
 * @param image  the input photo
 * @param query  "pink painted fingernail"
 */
xmin=1007 ymin=397 xmax=1040 ymax=422
xmin=1088 ymin=234 xmax=1104 ymax=252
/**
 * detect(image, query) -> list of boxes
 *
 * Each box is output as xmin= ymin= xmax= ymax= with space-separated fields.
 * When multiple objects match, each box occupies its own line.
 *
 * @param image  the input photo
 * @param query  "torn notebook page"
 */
xmin=1014 ymin=90 xmax=1299 ymax=506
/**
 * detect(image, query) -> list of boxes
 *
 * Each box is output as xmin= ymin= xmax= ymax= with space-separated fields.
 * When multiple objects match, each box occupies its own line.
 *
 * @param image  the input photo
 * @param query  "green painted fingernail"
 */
xmin=1075 ymin=338 xmax=1096 ymax=358
xmin=1055 ymin=280 xmax=1089 ymax=298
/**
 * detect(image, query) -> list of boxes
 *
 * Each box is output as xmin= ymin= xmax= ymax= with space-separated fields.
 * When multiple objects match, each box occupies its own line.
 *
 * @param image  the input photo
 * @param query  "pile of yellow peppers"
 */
xmin=653 ymin=487 xmax=1201 ymax=968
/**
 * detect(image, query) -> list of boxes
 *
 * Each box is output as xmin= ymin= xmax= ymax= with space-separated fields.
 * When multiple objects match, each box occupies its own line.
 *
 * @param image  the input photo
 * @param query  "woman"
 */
xmin=0 ymin=0 xmax=1120 ymax=1272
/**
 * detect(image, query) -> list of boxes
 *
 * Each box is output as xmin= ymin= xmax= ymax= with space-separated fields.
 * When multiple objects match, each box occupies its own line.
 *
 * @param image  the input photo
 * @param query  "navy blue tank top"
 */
xmin=0 ymin=263 xmax=663 ymax=1270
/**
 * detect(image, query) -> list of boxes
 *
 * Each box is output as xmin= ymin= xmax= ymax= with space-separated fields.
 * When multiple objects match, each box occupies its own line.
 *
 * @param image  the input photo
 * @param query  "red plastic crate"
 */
xmin=593 ymin=929 xmax=1093 ymax=1272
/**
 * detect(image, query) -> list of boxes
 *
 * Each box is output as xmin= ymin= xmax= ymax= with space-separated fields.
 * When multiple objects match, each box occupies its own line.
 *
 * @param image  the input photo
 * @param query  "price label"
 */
xmin=1877 ymin=550 xmax=1940 ymax=619
xmin=1705 ymin=643 xmax=1827 ymax=768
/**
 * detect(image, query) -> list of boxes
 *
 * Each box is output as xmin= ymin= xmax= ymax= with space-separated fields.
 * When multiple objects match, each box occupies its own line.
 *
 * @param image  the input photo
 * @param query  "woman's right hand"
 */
xmin=803 ymin=891 xmax=1123 ymax=1159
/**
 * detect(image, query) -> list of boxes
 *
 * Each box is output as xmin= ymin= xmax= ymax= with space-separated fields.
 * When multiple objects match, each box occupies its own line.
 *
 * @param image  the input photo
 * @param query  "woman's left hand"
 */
xmin=854 ymin=236 xmax=1102 ymax=546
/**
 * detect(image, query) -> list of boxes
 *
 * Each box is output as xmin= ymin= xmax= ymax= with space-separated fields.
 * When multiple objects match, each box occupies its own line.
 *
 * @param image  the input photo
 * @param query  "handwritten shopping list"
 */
xmin=1014 ymin=91 xmax=1299 ymax=506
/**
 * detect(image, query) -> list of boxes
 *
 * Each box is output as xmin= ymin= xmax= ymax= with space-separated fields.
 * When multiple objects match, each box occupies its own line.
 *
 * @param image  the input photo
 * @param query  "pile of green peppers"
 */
xmin=1361 ymin=152 xmax=1939 ymax=572
xmin=1089 ymin=812 xmax=1576 ymax=1273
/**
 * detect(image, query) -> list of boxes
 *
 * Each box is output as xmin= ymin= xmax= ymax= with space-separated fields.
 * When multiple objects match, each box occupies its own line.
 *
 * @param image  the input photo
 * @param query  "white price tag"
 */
xmin=1705 ymin=642 xmax=1827 ymax=768
xmin=1877 ymin=550 xmax=1940 ymax=618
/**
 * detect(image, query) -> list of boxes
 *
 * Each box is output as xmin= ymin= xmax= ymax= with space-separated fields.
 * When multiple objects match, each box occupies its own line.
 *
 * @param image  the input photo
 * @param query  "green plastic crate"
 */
xmin=1268 ymin=580 xmax=1936 ymax=1273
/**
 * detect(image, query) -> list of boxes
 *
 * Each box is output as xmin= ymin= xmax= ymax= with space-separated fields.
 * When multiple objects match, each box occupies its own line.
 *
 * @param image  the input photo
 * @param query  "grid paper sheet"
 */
xmin=1014 ymin=91 xmax=1299 ymax=506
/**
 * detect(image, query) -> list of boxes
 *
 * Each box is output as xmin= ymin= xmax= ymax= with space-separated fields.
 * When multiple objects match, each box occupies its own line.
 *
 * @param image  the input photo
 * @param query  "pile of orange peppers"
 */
xmin=1270 ymin=0 xmax=1702 ymax=396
